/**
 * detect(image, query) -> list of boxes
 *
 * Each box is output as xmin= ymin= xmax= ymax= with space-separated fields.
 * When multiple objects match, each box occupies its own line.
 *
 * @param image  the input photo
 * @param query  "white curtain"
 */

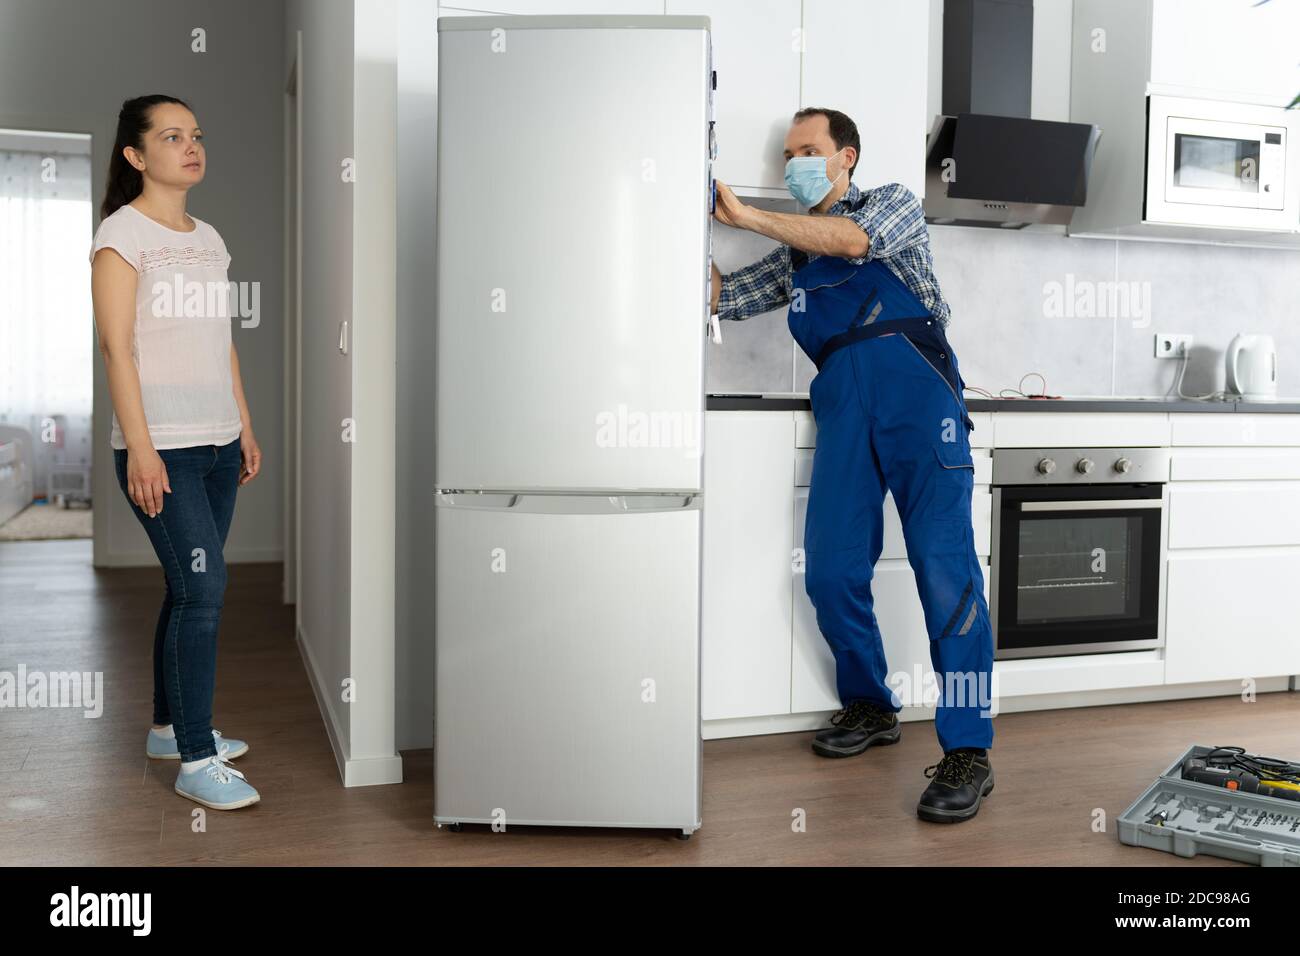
xmin=0 ymin=144 xmax=94 ymax=500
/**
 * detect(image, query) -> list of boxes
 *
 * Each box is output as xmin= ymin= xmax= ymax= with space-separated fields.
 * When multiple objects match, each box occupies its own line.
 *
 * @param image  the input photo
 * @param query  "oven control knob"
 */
xmin=1075 ymin=457 xmax=1095 ymax=475
xmin=1114 ymin=457 xmax=1133 ymax=474
xmin=1036 ymin=457 xmax=1056 ymax=475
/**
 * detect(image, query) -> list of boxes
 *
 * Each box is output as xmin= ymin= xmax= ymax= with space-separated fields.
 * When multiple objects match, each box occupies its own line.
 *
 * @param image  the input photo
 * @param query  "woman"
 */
xmin=90 ymin=95 xmax=263 ymax=810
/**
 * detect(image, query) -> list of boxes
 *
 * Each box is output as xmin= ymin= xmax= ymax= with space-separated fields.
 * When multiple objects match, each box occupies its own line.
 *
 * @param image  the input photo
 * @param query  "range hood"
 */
xmin=924 ymin=0 xmax=1101 ymax=228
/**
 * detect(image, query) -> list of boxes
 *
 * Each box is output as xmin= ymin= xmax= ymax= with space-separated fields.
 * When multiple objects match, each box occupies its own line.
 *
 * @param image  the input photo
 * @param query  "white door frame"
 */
xmin=283 ymin=31 xmax=303 ymax=605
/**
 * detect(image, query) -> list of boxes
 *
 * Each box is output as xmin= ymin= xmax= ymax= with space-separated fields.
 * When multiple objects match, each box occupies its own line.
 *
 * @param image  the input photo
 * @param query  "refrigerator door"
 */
xmin=433 ymin=492 xmax=703 ymax=831
xmin=436 ymin=16 xmax=711 ymax=494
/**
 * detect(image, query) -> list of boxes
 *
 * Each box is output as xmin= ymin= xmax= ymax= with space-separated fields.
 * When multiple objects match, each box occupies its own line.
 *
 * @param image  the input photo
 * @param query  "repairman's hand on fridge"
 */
xmin=711 ymin=180 xmax=752 ymax=229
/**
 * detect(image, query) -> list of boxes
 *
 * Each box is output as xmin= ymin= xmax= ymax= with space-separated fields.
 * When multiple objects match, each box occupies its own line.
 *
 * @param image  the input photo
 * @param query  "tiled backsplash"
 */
xmin=707 ymin=221 xmax=1300 ymax=398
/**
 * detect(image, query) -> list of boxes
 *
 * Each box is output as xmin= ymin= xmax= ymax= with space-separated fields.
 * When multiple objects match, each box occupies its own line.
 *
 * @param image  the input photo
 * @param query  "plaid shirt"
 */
xmin=715 ymin=181 xmax=951 ymax=328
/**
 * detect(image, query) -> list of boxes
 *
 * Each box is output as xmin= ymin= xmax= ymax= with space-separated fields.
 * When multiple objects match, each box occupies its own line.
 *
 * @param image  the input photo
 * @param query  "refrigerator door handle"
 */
xmin=616 ymin=494 xmax=697 ymax=511
xmin=435 ymin=492 xmax=700 ymax=514
xmin=434 ymin=492 xmax=519 ymax=509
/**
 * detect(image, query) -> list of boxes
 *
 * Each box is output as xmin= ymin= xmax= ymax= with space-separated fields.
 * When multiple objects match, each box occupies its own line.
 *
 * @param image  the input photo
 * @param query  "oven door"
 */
xmin=992 ymin=484 xmax=1163 ymax=660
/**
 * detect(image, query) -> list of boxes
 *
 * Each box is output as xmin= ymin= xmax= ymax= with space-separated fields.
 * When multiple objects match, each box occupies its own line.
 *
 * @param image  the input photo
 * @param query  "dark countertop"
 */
xmin=706 ymin=394 xmax=1300 ymax=414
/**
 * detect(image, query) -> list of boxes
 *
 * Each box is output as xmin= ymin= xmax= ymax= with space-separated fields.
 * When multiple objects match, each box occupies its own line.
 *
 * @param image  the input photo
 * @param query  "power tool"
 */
xmin=1182 ymin=746 xmax=1300 ymax=802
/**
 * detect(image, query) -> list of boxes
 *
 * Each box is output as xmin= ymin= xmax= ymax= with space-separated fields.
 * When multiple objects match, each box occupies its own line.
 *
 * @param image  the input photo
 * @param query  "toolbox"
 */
xmin=1118 ymin=745 xmax=1300 ymax=867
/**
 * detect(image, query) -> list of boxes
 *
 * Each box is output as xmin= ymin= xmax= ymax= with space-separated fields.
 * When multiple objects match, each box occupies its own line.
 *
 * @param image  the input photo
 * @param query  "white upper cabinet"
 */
xmin=801 ymin=0 xmax=930 ymax=197
xmin=668 ymin=0 xmax=804 ymax=192
xmin=444 ymin=1 xmax=932 ymax=196
xmin=1148 ymin=0 xmax=1300 ymax=104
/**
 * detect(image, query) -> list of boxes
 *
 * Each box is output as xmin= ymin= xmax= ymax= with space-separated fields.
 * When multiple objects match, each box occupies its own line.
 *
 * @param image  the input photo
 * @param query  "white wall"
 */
xmin=395 ymin=0 xmax=439 ymax=751
xmin=285 ymin=0 xmax=402 ymax=786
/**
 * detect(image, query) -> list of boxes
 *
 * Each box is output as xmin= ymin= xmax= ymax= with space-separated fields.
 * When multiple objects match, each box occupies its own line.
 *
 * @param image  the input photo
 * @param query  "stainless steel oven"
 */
xmin=990 ymin=447 xmax=1169 ymax=660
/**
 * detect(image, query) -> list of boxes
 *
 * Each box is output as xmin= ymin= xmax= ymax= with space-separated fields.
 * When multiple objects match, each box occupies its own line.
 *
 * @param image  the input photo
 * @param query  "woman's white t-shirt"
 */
xmin=89 ymin=203 xmax=242 ymax=450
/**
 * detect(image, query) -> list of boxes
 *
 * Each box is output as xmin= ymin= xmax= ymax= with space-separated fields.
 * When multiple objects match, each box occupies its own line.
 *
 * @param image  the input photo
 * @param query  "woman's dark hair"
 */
xmin=100 ymin=94 xmax=192 ymax=219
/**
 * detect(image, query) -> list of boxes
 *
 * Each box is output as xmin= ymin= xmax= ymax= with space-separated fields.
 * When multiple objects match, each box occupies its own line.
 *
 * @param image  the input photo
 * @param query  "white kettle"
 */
xmin=1226 ymin=333 xmax=1278 ymax=401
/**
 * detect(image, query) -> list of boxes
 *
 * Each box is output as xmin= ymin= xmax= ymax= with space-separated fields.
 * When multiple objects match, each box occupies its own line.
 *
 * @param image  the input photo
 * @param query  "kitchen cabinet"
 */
xmin=442 ymin=1 xmax=931 ymax=197
xmin=1165 ymin=551 xmax=1300 ymax=684
xmin=800 ymin=0 xmax=930 ymax=197
xmin=792 ymin=558 xmax=994 ymax=714
xmin=1171 ymin=414 xmax=1300 ymax=447
xmin=796 ymin=410 xmax=994 ymax=450
xmin=704 ymin=406 xmax=991 ymax=723
xmin=667 ymin=0 xmax=803 ymax=193
xmin=1148 ymin=0 xmax=1300 ymax=104
xmin=792 ymin=550 xmax=945 ymax=714
xmin=1073 ymin=0 xmax=1300 ymax=106
xmin=701 ymin=412 xmax=795 ymax=720
xmin=1165 ymin=429 xmax=1300 ymax=684
xmin=705 ymin=404 xmax=1300 ymax=738
xmin=790 ymin=470 xmax=992 ymax=716
xmin=993 ymin=412 xmax=1171 ymax=449
xmin=1168 ymin=482 xmax=1300 ymax=550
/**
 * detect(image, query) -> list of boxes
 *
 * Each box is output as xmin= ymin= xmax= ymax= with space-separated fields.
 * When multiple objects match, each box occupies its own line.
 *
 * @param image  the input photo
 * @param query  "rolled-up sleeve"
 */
xmin=842 ymin=182 xmax=926 ymax=266
xmin=716 ymin=245 xmax=791 ymax=321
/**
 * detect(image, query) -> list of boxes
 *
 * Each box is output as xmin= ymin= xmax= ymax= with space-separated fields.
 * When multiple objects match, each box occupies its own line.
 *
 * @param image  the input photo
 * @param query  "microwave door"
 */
xmin=1164 ymin=117 xmax=1284 ymax=212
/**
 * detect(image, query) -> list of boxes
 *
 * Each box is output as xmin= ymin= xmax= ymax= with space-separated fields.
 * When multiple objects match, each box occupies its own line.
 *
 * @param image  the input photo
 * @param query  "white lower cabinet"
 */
xmin=701 ymin=412 xmax=795 ymax=720
xmin=1168 ymin=482 xmax=1300 ymax=549
xmin=789 ymin=484 xmax=992 ymax=715
xmin=792 ymin=553 xmax=939 ymax=715
xmin=1165 ymin=458 xmax=1300 ymax=684
xmin=706 ymin=407 xmax=1300 ymax=733
xmin=1165 ymin=551 xmax=1300 ymax=684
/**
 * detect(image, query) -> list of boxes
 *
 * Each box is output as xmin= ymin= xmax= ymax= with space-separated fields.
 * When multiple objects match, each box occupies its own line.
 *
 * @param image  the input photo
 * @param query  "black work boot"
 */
xmin=916 ymin=749 xmax=994 ymax=823
xmin=811 ymin=699 xmax=901 ymax=758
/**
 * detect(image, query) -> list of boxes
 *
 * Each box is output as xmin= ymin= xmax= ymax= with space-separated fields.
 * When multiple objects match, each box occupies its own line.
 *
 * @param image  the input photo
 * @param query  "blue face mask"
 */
xmin=784 ymin=147 xmax=847 ymax=207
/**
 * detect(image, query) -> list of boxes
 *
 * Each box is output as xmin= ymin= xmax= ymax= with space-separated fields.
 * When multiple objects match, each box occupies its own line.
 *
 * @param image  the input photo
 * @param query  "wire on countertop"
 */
xmin=1171 ymin=345 xmax=1227 ymax=402
xmin=963 ymin=372 xmax=1060 ymax=400
xmin=966 ymin=353 xmax=1238 ymax=404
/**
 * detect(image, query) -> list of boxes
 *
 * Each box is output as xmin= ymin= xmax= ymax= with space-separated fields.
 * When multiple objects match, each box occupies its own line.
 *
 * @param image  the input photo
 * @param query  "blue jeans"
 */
xmin=113 ymin=437 xmax=241 ymax=761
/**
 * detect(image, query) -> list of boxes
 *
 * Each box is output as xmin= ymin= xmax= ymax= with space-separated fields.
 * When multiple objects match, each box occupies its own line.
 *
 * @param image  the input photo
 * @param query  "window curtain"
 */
xmin=0 ymin=145 xmax=94 ymax=500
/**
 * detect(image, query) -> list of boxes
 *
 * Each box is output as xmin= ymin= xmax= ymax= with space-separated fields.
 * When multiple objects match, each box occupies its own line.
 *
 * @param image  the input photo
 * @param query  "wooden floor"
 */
xmin=1 ymin=537 xmax=1295 ymax=866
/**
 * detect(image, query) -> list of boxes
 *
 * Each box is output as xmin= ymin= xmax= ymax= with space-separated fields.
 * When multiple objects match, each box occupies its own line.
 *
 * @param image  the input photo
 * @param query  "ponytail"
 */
xmin=100 ymin=94 xmax=191 ymax=219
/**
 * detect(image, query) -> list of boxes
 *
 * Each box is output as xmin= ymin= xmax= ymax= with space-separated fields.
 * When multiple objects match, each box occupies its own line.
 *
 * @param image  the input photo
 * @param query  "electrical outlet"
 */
xmin=1154 ymin=333 xmax=1193 ymax=359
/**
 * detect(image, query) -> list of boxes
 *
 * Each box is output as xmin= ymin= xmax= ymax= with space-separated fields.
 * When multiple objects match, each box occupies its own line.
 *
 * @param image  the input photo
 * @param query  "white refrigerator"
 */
xmin=433 ymin=14 xmax=712 ymax=836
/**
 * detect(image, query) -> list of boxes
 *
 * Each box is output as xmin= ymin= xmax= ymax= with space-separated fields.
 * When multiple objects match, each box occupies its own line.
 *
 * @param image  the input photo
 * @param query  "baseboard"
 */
xmin=703 ymin=678 xmax=1297 ymax=740
xmin=295 ymin=620 xmax=403 ymax=788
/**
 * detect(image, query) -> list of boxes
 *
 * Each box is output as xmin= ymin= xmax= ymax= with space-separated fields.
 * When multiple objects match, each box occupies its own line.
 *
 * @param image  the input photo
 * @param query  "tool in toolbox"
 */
xmin=1182 ymin=746 xmax=1300 ymax=801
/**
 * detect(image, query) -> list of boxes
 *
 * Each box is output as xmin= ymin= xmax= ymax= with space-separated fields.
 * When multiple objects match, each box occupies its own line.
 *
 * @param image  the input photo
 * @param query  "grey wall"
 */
xmin=706 ymin=0 xmax=1300 ymax=400
xmin=933 ymin=228 xmax=1300 ymax=399
xmin=0 ymin=0 xmax=286 ymax=566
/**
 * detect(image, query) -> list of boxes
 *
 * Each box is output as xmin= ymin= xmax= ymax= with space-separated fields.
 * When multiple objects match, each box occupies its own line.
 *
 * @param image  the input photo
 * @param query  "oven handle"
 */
xmin=1019 ymin=499 xmax=1163 ymax=512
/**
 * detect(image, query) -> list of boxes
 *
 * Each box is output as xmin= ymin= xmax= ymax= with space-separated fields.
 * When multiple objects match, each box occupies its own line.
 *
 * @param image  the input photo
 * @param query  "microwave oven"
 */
xmin=1145 ymin=94 xmax=1300 ymax=232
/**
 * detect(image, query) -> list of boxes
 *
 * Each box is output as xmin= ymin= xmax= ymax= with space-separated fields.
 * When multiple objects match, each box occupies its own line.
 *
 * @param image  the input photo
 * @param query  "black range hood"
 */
xmin=924 ymin=0 xmax=1101 ymax=228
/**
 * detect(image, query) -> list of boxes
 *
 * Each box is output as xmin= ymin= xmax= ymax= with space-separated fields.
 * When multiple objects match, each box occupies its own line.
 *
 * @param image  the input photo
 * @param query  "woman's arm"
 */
xmin=230 ymin=342 xmax=261 ymax=485
xmin=91 ymin=248 xmax=170 ymax=517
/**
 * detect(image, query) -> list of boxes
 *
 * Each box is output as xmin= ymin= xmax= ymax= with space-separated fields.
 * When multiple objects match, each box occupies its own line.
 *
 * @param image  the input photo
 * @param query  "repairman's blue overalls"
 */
xmin=792 ymin=249 xmax=994 ymax=753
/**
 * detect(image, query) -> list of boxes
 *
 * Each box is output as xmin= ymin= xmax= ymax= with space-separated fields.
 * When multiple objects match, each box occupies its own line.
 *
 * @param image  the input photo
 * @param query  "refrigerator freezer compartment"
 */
xmin=433 ymin=499 xmax=703 ymax=831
